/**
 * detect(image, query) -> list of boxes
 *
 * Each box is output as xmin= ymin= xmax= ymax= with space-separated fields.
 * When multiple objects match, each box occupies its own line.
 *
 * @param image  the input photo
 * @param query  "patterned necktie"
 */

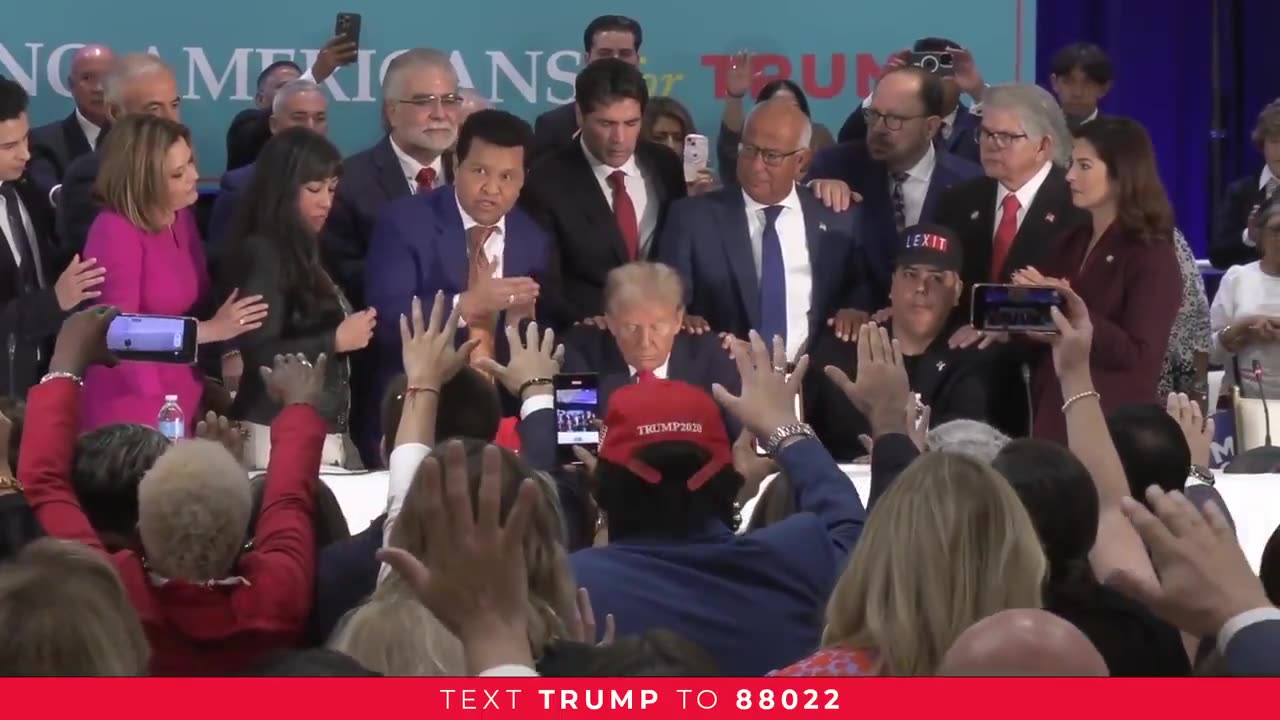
xmin=890 ymin=172 xmax=909 ymax=234
xmin=466 ymin=224 xmax=497 ymax=369
xmin=990 ymin=193 xmax=1022 ymax=281
xmin=0 ymin=184 xmax=39 ymax=291
xmin=415 ymin=167 xmax=437 ymax=194
xmin=608 ymin=170 xmax=640 ymax=260
xmin=941 ymin=118 xmax=953 ymax=141
xmin=758 ymin=205 xmax=788 ymax=349
xmin=1267 ymin=177 xmax=1279 ymax=199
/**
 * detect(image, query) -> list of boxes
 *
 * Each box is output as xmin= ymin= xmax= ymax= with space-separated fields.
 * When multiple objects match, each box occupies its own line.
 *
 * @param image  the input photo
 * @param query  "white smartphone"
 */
xmin=683 ymin=133 xmax=709 ymax=182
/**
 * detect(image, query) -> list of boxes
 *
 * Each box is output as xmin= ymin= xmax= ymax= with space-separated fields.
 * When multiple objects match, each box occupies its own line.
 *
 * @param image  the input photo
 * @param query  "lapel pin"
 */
xmin=1106 ymin=254 xmax=1114 ymax=263
xmin=936 ymin=360 xmax=947 ymax=372
xmin=970 ymin=210 xmax=980 ymax=220
xmin=1045 ymin=213 xmax=1055 ymax=223
xmin=819 ymin=222 xmax=827 ymax=232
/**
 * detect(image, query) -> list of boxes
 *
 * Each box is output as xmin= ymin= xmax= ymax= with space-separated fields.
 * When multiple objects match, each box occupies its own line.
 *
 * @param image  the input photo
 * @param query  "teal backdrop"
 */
xmin=1 ymin=0 xmax=1035 ymax=175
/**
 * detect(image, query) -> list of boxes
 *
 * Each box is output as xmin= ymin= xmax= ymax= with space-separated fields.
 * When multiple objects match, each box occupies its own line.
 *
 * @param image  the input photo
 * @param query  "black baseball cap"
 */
xmin=895 ymin=223 xmax=963 ymax=272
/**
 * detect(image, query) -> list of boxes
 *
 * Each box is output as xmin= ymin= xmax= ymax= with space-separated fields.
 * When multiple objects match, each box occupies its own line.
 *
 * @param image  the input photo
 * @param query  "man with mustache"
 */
xmin=28 ymin=44 xmax=115 ymax=202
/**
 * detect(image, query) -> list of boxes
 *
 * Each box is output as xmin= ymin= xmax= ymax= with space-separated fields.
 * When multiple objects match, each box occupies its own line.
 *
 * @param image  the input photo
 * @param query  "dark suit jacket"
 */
xmin=838 ymin=101 xmax=981 ymax=163
xmin=28 ymin=112 xmax=94 ymax=201
xmin=657 ymin=186 xmax=860 ymax=345
xmin=319 ymin=136 xmax=456 ymax=308
xmin=806 ymin=140 xmax=982 ymax=310
xmin=208 ymin=163 xmax=254 ymax=251
xmin=1224 ymin=618 xmax=1280 ymax=676
xmin=225 ymin=108 xmax=271 ymax=172
xmin=519 ymin=140 xmax=686 ymax=329
xmin=363 ymin=185 xmax=550 ymax=419
xmin=561 ymin=325 xmax=742 ymax=437
xmin=54 ymin=149 xmax=101 ymax=262
xmin=1210 ymin=172 xmax=1267 ymax=270
xmin=0 ymin=178 xmax=66 ymax=397
xmin=530 ymin=103 xmax=578 ymax=166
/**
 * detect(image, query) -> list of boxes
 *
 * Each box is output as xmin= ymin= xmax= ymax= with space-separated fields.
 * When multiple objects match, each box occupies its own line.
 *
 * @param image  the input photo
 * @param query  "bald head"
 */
xmin=458 ymin=88 xmax=490 ymax=125
xmin=939 ymin=609 xmax=1108 ymax=676
xmin=104 ymin=54 xmax=180 ymax=123
xmin=737 ymin=99 xmax=813 ymax=205
xmin=69 ymin=45 xmax=115 ymax=126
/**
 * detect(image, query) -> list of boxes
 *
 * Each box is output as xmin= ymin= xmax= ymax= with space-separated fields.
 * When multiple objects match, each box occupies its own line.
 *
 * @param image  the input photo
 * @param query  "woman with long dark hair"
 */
xmin=222 ymin=127 xmax=377 ymax=469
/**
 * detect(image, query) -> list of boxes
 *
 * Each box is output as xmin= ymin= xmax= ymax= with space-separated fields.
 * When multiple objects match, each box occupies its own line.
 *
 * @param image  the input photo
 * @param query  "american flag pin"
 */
xmin=1045 ymin=213 xmax=1056 ymax=223
xmin=970 ymin=210 xmax=980 ymax=220
xmin=819 ymin=222 xmax=827 ymax=232
xmin=1106 ymin=254 xmax=1114 ymax=263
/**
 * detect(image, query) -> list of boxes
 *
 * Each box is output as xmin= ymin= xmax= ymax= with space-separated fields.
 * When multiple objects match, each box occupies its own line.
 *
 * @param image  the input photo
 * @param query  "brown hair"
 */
xmin=1252 ymin=99 xmax=1280 ymax=151
xmin=0 ymin=539 xmax=150 ymax=675
xmin=94 ymin=113 xmax=192 ymax=232
xmin=1072 ymin=116 xmax=1174 ymax=243
xmin=642 ymin=95 xmax=697 ymax=143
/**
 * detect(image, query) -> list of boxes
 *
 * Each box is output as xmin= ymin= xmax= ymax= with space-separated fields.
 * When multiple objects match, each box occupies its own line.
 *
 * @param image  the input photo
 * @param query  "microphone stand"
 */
xmin=1255 ymin=363 xmax=1273 ymax=447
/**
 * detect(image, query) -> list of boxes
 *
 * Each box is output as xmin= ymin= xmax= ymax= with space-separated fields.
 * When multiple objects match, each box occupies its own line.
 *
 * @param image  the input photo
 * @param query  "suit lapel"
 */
xmin=565 ymin=143 xmax=629 ymax=264
xmin=966 ymin=178 xmax=999 ymax=283
xmin=920 ymin=161 xmax=949 ymax=222
xmin=433 ymin=188 xmax=469 ymax=293
xmin=63 ymin=113 xmax=92 ymax=156
xmin=372 ymin=136 xmax=411 ymax=203
xmin=718 ymin=190 xmax=760 ymax=328
xmin=799 ymin=191 xmax=829 ymax=337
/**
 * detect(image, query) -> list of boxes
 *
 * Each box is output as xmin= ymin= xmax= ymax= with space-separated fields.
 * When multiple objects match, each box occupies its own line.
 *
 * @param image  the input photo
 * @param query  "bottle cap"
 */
xmin=164 ymin=395 xmax=179 ymax=402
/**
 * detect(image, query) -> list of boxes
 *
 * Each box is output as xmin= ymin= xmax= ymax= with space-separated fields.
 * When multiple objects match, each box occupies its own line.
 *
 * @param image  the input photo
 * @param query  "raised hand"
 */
xmin=806 ymin=179 xmax=862 ymax=212
xmin=49 ymin=305 xmax=120 ymax=378
xmin=310 ymin=34 xmax=359 ymax=83
xmin=1037 ymin=285 xmax=1093 ymax=382
xmin=204 ymin=289 xmax=269 ymax=343
xmin=259 ymin=352 xmax=328 ymax=408
xmin=824 ymin=323 xmax=911 ymax=435
xmin=195 ymin=411 xmax=246 ymax=465
xmin=458 ymin=273 xmax=539 ymax=326
xmin=565 ymin=587 xmax=616 ymax=647
xmin=476 ymin=321 xmax=564 ymax=398
xmin=726 ymin=51 xmax=754 ymax=98
xmin=53 ymin=254 xmax=106 ymax=311
xmin=1167 ymin=392 xmax=1214 ymax=469
xmin=711 ymin=331 xmax=808 ymax=440
xmin=827 ymin=308 xmax=869 ymax=343
xmin=400 ymin=292 xmax=478 ymax=391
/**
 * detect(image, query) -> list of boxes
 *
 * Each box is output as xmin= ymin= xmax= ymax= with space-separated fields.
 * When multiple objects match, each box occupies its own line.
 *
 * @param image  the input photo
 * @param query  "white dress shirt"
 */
xmin=993 ymin=161 xmax=1054 ymax=238
xmin=455 ymin=195 xmax=506 ymax=278
xmin=1208 ymin=261 xmax=1280 ymax=398
xmin=628 ymin=358 xmax=670 ymax=380
xmin=389 ymin=136 xmax=446 ymax=194
xmin=895 ymin=143 xmax=937 ymax=227
xmin=743 ymin=186 xmax=813 ymax=360
xmin=1218 ymin=606 xmax=1280 ymax=654
xmin=0 ymin=181 xmax=46 ymax=287
xmin=74 ymin=108 xmax=103 ymax=150
xmin=581 ymin=138 xmax=658 ymax=258
xmin=1244 ymin=166 xmax=1279 ymax=248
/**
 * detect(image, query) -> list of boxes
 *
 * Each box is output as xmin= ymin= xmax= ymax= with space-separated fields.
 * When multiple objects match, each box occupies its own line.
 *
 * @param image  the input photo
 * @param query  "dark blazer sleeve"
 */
xmin=1223 ymin=619 xmax=1280 ymax=677
xmin=715 ymin=121 xmax=741 ymax=189
xmin=518 ymin=171 xmax=576 ymax=330
xmin=207 ymin=175 xmax=241 ymax=252
xmin=0 ymin=287 xmax=64 ymax=347
xmin=655 ymin=198 xmax=698 ymax=307
xmin=868 ymin=433 xmax=920 ymax=508
xmin=321 ymin=180 xmax=369 ymax=304
xmin=1209 ymin=177 xmax=1260 ymax=270
xmin=236 ymin=239 xmax=339 ymax=363
xmin=1089 ymin=240 xmax=1183 ymax=373
xmin=775 ymin=437 xmax=866 ymax=560
xmin=26 ymin=131 xmax=64 ymax=203
xmin=836 ymin=102 xmax=868 ymax=144
xmin=55 ymin=153 xmax=99 ymax=258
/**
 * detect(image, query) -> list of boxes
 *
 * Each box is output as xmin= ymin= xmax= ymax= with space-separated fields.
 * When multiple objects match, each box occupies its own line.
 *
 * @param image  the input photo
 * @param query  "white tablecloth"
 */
xmin=320 ymin=466 xmax=1280 ymax=572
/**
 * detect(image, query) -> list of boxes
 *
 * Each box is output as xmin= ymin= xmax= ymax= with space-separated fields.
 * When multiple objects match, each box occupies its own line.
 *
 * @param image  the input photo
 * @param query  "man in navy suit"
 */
xmin=365 ymin=109 xmax=547 ymax=430
xmin=809 ymin=66 xmax=982 ymax=318
xmin=28 ymin=44 xmax=114 ymax=202
xmin=561 ymin=261 xmax=741 ymax=436
xmin=659 ymin=99 xmax=860 ymax=364
xmin=207 ymin=79 xmax=329 ymax=251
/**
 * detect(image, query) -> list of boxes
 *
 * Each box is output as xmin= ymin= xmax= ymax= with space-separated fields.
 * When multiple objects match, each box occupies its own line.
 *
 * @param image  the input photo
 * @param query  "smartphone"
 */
xmin=554 ymin=373 xmax=600 ymax=464
xmin=107 ymin=314 xmax=198 ymax=364
xmin=970 ymin=284 xmax=1065 ymax=334
xmin=682 ymin=133 xmax=709 ymax=183
xmin=335 ymin=12 xmax=362 ymax=49
xmin=908 ymin=51 xmax=955 ymax=77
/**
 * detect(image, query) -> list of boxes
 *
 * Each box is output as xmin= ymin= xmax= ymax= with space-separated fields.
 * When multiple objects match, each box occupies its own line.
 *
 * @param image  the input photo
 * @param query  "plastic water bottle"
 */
xmin=157 ymin=395 xmax=185 ymax=441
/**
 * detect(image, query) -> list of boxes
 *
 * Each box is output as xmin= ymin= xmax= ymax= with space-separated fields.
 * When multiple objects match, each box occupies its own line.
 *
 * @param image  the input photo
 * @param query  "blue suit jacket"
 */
xmin=364 ymin=186 xmax=550 ymax=413
xmin=657 ymin=186 xmax=860 ymax=345
xmin=806 ymin=140 xmax=982 ymax=310
xmin=1224 ymin=618 xmax=1280 ymax=676
xmin=207 ymin=163 xmax=255 ymax=251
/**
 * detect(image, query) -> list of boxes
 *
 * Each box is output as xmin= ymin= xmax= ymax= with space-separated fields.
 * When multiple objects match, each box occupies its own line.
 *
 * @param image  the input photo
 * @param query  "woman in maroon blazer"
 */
xmin=1013 ymin=117 xmax=1181 ymax=443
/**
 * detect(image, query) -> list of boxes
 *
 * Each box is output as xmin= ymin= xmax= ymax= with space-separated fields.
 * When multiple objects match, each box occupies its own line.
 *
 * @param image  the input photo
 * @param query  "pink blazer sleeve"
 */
xmin=85 ymin=212 xmax=163 ymax=397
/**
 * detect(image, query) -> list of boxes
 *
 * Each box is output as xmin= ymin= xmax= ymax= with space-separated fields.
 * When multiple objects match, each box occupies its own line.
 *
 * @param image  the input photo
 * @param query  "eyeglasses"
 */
xmin=974 ymin=127 xmax=1029 ymax=149
xmin=395 ymin=94 xmax=464 ymax=110
xmin=738 ymin=143 xmax=804 ymax=167
xmin=863 ymin=108 xmax=926 ymax=131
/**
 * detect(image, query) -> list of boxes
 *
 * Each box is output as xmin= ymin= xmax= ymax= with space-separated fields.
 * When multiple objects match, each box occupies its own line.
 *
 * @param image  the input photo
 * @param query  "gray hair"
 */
xmin=382 ymin=48 xmax=457 ymax=100
xmin=604 ymin=261 xmax=686 ymax=315
xmin=103 ymin=53 xmax=172 ymax=106
xmin=926 ymin=420 xmax=1011 ymax=463
xmin=272 ymin=78 xmax=325 ymax=115
xmin=982 ymin=83 xmax=1072 ymax=168
xmin=747 ymin=98 xmax=813 ymax=150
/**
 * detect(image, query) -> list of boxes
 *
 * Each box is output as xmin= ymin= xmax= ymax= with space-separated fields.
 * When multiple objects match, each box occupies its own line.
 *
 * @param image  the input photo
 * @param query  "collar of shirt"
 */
xmin=1261 ymin=165 xmax=1277 ymax=191
xmin=742 ymin=183 xmax=803 ymax=218
xmin=627 ymin=357 xmax=671 ymax=380
xmin=942 ymin=107 xmax=959 ymax=129
xmin=996 ymin=161 xmax=1054 ymax=213
xmin=75 ymin=108 xmax=103 ymax=147
xmin=454 ymin=193 xmax=507 ymax=237
xmin=902 ymin=142 xmax=937 ymax=183
xmin=581 ymin=136 xmax=640 ymax=181
xmin=389 ymin=135 xmax=444 ymax=189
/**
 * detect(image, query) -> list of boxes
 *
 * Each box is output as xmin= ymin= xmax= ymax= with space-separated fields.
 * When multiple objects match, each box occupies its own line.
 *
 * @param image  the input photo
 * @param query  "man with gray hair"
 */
xmin=934 ymin=82 xmax=1089 ymax=437
xmin=926 ymin=419 xmax=1010 ymax=462
xmin=29 ymin=44 xmax=116 ymax=201
xmin=561 ymin=261 xmax=740 ymax=432
xmin=208 ymin=78 xmax=330 ymax=249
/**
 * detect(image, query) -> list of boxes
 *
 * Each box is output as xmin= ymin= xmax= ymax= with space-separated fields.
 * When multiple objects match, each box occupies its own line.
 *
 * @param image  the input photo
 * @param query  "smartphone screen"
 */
xmin=970 ymin=284 xmax=1064 ymax=334
xmin=554 ymin=373 xmax=600 ymax=464
xmin=335 ymin=12 xmax=362 ymax=48
xmin=107 ymin=314 xmax=198 ymax=364
xmin=683 ymin=133 xmax=709 ymax=182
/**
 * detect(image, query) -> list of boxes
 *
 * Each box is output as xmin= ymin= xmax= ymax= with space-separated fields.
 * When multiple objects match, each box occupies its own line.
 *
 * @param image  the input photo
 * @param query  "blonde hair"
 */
xmin=137 ymin=439 xmax=252 ymax=582
xmin=377 ymin=439 xmax=575 ymax=658
xmin=0 ymin=539 xmax=150 ymax=675
xmin=94 ymin=113 xmax=192 ymax=232
xmin=329 ymin=598 xmax=465 ymax=676
xmin=604 ymin=261 xmax=686 ymax=315
xmin=822 ymin=452 xmax=1046 ymax=676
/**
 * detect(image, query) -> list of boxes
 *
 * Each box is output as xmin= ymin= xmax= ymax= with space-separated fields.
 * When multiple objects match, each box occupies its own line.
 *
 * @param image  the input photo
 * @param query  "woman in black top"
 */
xmin=221 ymin=127 xmax=377 ymax=469
xmin=994 ymin=439 xmax=1192 ymax=676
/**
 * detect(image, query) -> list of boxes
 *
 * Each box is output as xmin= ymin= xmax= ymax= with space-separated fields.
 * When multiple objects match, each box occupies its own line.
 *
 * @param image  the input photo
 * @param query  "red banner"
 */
xmin=2 ymin=677 xmax=1268 ymax=718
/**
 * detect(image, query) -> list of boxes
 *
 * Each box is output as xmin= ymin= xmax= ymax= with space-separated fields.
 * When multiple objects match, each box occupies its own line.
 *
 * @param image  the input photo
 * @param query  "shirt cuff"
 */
xmin=478 ymin=664 xmax=540 ymax=677
xmin=378 ymin=442 xmax=431 ymax=584
xmin=1244 ymin=228 xmax=1256 ymax=248
xmin=49 ymin=184 xmax=61 ymax=206
xmin=520 ymin=394 xmax=554 ymax=419
xmin=1218 ymin=606 xmax=1280 ymax=651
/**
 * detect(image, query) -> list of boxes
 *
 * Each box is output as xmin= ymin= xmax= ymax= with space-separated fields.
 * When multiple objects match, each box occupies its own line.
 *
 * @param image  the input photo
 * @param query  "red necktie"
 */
xmin=608 ymin=170 xmax=640 ymax=260
xmin=415 ymin=167 xmax=437 ymax=194
xmin=990 ymin=193 xmax=1022 ymax=281
xmin=635 ymin=369 xmax=657 ymax=383
xmin=466 ymin=225 xmax=497 ymax=370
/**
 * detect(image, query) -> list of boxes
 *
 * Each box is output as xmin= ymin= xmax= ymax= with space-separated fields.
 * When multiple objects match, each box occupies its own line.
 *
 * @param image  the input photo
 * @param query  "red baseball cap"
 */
xmin=597 ymin=379 xmax=733 ymax=492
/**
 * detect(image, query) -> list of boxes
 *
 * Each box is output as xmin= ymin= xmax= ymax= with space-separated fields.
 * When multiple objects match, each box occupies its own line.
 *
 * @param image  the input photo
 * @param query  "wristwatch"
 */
xmin=1189 ymin=464 xmax=1214 ymax=486
xmin=762 ymin=422 xmax=816 ymax=456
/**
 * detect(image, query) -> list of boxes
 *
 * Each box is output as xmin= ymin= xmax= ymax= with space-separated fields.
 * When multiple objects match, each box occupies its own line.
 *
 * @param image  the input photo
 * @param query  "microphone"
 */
xmin=1254 ymin=360 xmax=1272 ymax=447
xmin=1021 ymin=363 xmax=1033 ymax=436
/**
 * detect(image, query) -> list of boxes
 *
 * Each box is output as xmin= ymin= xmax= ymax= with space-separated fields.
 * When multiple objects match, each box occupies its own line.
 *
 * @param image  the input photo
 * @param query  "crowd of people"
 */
xmin=1 ymin=13 xmax=1280 ymax=676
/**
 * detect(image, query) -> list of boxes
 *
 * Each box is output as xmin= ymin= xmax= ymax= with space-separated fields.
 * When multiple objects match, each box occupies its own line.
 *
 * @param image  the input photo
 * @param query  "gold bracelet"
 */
xmin=404 ymin=386 xmax=440 ymax=397
xmin=1062 ymin=390 xmax=1101 ymax=413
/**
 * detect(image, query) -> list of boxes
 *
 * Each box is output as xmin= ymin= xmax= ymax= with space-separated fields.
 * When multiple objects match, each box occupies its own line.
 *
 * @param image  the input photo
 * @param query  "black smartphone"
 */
xmin=335 ymin=12 xmax=362 ymax=49
xmin=554 ymin=373 xmax=600 ymax=465
xmin=970 ymin=284 xmax=1065 ymax=334
xmin=908 ymin=51 xmax=955 ymax=77
xmin=107 ymin=314 xmax=198 ymax=364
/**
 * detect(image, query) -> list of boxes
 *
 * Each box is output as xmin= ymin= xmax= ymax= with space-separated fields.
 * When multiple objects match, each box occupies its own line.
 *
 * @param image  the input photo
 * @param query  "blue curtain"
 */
xmin=1224 ymin=0 xmax=1280 ymax=183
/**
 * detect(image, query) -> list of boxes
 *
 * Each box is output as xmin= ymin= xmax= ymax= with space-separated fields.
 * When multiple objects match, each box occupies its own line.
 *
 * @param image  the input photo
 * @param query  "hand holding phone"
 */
xmin=107 ymin=314 xmax=198 ymax=364
xmin=555 ymin=373 xmax=601 ymax=464
xmin=683 ymin=134 xmax=709 ymax=183
xmin=971 ymin=284 xmax=1065 ymax=334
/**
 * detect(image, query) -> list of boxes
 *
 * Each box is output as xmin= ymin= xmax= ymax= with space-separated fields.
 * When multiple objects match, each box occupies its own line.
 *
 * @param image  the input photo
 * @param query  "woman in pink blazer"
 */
xmin=81 ymin=115 xmax=267 ymax=433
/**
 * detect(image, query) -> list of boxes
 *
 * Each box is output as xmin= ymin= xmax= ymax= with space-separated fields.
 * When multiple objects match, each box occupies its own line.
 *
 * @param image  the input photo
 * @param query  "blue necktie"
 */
xmin=758 ymin=205 xmax=787 ymax=348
